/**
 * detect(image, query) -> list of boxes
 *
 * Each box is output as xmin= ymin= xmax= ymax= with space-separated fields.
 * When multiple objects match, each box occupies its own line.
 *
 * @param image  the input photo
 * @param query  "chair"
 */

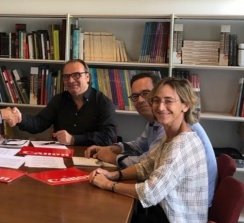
xmin=208 ymin=176 xmax=244 ymax=223
xmin=216 ymin=153 xmax=236 ymax=188
xmin=214 ymin=147 xmax=243 ymax=160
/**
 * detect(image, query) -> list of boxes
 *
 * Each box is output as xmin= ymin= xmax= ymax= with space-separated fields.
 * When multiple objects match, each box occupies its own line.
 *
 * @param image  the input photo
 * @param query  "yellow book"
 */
xmin=53 ymin=30 xmax=60 ymax=60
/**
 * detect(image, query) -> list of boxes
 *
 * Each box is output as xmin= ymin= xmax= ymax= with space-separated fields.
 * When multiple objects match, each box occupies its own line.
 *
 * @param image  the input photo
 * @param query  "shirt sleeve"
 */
xmin=116 ymin=123 xmax=151 ymax=155
xmin=18 ymin=96 xmax=59 ymax=133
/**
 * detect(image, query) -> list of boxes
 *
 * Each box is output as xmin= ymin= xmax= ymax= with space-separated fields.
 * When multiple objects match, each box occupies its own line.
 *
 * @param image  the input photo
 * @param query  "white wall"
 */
xmin=1 ymin=0 xmax=244 ymax=16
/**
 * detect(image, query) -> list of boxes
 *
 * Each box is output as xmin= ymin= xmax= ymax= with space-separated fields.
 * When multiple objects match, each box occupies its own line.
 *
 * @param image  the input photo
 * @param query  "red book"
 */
xmin=19 ymin=146 xmax=74 ymax=158
xmin=0 ymin=168 xmax=25 ymax=183
xmin=27 ymin=167 xmax=89 ymax=185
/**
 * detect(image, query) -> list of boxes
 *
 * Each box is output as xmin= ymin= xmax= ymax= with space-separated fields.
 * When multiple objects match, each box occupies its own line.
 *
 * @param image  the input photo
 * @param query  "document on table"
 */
xmin=31 ymin=141 xmax=68 ymax=149
xmin=0 ymin=155 xmax=25 ymax=169
xmin=24 ymin=155 xmax=66 ymax=169
xmin=0 ymin=148 xmax=20 ymax=156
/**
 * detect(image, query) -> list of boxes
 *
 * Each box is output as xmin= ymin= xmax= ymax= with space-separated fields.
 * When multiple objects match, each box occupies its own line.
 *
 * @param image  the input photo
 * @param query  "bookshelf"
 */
xmin=0 ymin=13 xmax=243 ymax=154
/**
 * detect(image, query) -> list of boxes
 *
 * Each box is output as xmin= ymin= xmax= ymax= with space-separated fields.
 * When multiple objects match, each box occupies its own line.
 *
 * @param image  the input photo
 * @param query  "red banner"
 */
xmin=27 ymin=167 xmax=89 ymax=185
xmin=0 ymin=168 xmax=25 ymax=183
xmin=19 ymin=146 xmax=74 ymax=158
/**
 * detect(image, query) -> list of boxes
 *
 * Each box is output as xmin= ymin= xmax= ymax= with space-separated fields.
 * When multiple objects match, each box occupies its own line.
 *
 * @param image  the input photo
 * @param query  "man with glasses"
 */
xmin=85 ymin=72 xmax=217 ymax=207
xmin=5 ymin=59 xmax=117 ymax=146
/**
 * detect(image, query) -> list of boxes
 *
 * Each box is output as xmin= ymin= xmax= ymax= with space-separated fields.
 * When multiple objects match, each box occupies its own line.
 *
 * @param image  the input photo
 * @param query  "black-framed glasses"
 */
xmin=150 ymin=96 xmax=179 ymax=106
xmin=128 ymin=90 xmax=151 ymax=102
xmin=62 ymin=72 xmax=87 ymax=81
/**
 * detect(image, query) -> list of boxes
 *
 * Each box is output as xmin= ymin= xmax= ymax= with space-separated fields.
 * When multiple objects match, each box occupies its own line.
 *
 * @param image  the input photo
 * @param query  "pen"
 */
xmin=41 ymin=141 xmax=58 ymax=145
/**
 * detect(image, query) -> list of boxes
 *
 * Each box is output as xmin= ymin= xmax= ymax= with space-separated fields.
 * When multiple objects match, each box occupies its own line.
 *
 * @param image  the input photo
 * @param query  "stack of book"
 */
xmin=182 ymin=40 xmax=220 ymax=65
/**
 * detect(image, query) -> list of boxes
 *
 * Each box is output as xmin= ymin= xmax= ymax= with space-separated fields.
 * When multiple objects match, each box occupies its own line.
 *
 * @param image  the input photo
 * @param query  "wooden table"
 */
xmin=0 ymin=147 xmax=135 ymax=223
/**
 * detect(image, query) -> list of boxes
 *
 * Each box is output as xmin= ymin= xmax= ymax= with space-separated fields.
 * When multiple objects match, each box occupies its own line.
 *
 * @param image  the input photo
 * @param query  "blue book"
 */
xmin=89 ymin=68 xmax=98 ymax=90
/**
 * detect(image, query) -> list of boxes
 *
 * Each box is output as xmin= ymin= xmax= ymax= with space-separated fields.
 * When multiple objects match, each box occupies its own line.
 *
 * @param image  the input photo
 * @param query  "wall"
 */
xmin=1 ymin=0 xmax=244 ymax=16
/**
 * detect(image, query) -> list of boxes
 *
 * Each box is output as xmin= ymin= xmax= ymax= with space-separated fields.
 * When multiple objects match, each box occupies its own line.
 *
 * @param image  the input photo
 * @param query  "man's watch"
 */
xmin=117 ymin=155 xmax=128 ymax=169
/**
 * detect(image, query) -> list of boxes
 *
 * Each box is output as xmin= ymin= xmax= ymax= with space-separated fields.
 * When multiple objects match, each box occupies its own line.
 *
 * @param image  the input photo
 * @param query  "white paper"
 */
xmin=0 ymin=155 xmax=25 ymax=169
xmin=25 ymin=155 xmax=66 ymax=169
xmin=0 ymin=148 xmax=20 ymax=156
xmin=31 ymin=141 xmax=68 ymax=150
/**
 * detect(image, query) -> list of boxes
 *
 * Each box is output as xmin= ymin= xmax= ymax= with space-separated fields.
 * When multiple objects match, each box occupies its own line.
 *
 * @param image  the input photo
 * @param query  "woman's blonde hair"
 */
xmin=149 ymin=77 xmax=199 ymax=124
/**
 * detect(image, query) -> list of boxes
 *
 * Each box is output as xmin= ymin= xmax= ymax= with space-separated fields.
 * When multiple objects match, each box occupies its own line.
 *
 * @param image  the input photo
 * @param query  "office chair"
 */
xmin=208 ymin=176 xmax=244 ymax=223
xmin=216 ymin=153 xmax=236 ymax=189
xmin=214 ymin=147 xmax=243 ymax=160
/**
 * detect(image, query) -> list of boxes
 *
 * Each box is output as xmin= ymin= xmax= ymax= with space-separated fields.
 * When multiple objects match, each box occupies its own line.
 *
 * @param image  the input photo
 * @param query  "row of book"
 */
xmin=0 ymin=21 xmax=66 ymax=60
xmin=0 ymin=66 xmax=63 ymax=105
xmin=89 ymin=68 xmax=161 ymax=111
xmin=139 ymin=22 xmax=170 ymax=63
xmin=81 ymin=32 xmax=128 ymax=62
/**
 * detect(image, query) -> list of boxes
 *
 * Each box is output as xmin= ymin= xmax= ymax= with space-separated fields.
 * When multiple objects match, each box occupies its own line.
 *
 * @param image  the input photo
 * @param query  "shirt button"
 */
xmin=74 ymin=124 xmax=77 ymax=127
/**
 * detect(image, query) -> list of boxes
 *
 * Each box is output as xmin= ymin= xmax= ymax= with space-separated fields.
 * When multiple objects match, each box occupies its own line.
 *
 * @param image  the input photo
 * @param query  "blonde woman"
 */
xmin=89 ymin=77 xmax=208 ymax=223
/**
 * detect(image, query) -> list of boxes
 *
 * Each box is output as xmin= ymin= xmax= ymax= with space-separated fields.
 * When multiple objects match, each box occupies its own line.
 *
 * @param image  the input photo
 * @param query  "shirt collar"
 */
xmin=65 ymin=85 xmax=92 ymax=102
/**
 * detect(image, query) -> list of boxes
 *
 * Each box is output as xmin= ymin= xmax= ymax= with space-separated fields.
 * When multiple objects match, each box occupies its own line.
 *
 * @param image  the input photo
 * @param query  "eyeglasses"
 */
xmin=62 ymin=72 xmax=87 ymax=81
xmin=128 ymin=90 xmax=151 ymax=102
xmin=150 ymin=97 xmax=179 ymax=106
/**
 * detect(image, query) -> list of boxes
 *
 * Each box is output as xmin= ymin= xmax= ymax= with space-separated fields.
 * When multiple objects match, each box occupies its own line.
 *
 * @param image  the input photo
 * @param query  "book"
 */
xmin=18 ymin=146 xmax=74 ymax=158
xmin=219 ymin=25 xmax=230 ymax=66
xmin=0 ymin=68 xmax=11 ymax=102
xmin=11 ymin=69 xmax=29 ymax=104
xmin=29 ymin=66 xmax=39 ymax=105
xmin=72 ymin=157 xmax=116 ymax=168
xmin=228 ymin=34 xmax=238 ymax=66
xmin=235 ymin=78 xmax=244 ymax=116
xmin=0 ymin=168 xmax=25 ymax=183
xmin=0 ymin=32 xmax=10 ymax=58
xmin=1 ymin=66 xmax=19 ymax=103
xmin=27 ymin=167 xmax=89 ymax=185
xmin=173 ymin=24 xmax=183 ymax=64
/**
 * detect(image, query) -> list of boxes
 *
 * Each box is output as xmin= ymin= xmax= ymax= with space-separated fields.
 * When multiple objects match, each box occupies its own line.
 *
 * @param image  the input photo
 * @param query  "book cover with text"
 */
xmin=19 ymin=146 xmax=74 ymax=158
xmin=27 ymin=167 xmax=89 ymax=185
xmin=0 ymin=168 xmax=25 ymax=183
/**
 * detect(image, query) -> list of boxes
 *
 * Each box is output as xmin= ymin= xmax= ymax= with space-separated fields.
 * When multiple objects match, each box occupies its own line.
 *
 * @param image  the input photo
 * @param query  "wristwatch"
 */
xmin=117 ymin=155 xmax=128 ymax=169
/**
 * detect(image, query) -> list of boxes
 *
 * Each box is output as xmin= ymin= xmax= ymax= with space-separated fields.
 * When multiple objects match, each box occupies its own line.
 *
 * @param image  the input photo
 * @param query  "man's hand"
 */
xmin=52 ymin=130 xmax=74 ymax=145
xmin=1 ymin=107 xmax=22 ymax=127
xmin=84 ymin=145 xmax=107 ymax=158
xmin=85 ymin=145 xmax=121 ymax=164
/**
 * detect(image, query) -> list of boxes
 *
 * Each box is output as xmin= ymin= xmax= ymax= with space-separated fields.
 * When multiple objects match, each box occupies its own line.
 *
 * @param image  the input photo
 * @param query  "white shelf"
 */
xmin=173 ymin=64 xmax=244 ymax=71
xmin=0 ymin=58 xmax=65 ymax=64
xmin=237 ymin=168 xmax=244 ymax=173
xmin=200 ymin=112 xmax=244 ymax=122
xmin=87 ymin=61 xmax=169 ymax=68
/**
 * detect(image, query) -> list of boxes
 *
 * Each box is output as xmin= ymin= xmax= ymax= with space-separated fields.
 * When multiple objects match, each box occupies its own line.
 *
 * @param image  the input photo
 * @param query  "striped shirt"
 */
xmin=135 ymin=132 xmax=208 ymax=223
